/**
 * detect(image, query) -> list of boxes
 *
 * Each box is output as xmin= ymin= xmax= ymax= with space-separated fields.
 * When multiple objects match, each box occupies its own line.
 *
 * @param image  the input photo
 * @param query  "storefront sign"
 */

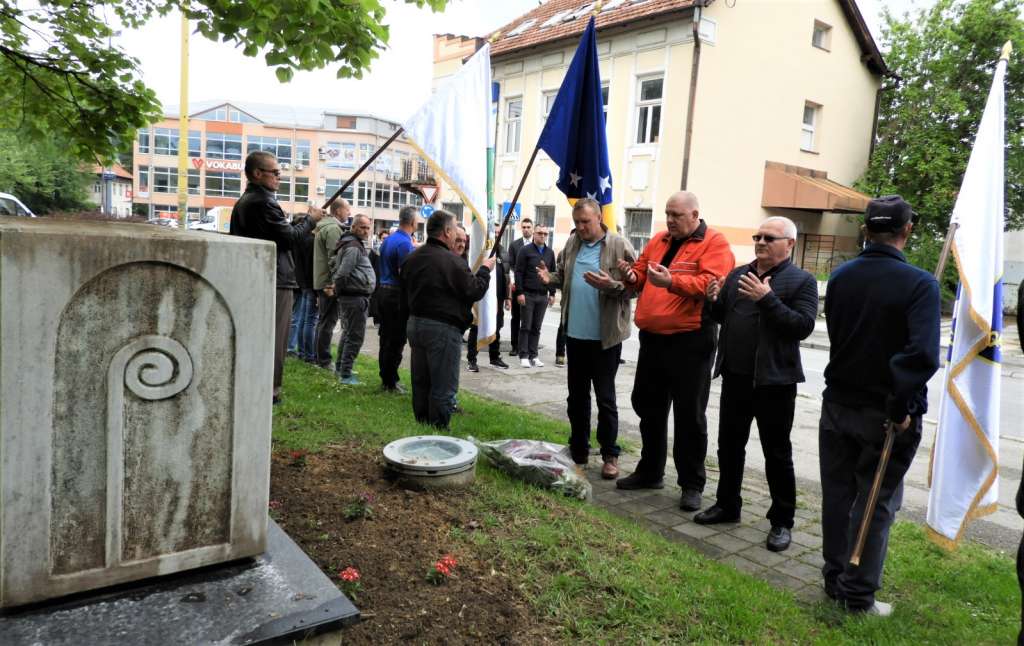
xmin=191 ymin=158 xmax=243 ymax=172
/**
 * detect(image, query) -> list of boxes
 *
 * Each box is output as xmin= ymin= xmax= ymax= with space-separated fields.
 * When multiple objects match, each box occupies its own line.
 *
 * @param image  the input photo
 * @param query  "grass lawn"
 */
xmin=275 ymin=355 xmax=1020 ymax=644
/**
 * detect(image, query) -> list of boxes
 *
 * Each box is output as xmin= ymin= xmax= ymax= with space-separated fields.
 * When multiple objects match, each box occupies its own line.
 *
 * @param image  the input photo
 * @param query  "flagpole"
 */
xmin=321 ymin=127 xmax=404 ymax=210
xmin=490 ymin=144 xmax=541 ymax=258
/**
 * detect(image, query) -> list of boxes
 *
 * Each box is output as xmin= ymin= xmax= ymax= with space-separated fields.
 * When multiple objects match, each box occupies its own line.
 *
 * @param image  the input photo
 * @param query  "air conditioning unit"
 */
xmin=319 ymin=153 xmax=327 ymax=161
xmin=316 ymin=186 xmax=325 ymax=194
xmin=295 ymin=164 xmax=304 ymax=171
xmin=281 ymin=162 xmax=290 ymax=170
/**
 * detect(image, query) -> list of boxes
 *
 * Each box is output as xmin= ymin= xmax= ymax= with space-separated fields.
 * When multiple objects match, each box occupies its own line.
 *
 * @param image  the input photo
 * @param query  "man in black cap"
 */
xmin=818 ymin=195 xmax=940 ymax=617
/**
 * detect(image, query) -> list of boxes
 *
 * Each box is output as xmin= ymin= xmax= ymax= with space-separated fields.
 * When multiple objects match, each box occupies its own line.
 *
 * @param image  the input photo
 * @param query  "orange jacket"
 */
xmin=631 ymin=222 xmax=736 ymax=334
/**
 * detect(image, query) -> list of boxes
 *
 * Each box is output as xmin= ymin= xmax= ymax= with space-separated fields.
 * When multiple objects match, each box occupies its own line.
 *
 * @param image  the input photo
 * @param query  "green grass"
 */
xmin=276 ymin=356 xmax=1020 ymax=644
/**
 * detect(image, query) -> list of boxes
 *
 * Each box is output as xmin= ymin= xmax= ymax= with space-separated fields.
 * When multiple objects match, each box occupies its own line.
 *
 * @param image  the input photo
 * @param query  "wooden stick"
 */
xmin=933 ymin=222 xmax=959 ymax=281
xmin=321 ymin=127 xmax=404 ymax=210
xmin=850 ymin=422 xmax=896 ymax=566
xmin=490 ymin=144 xmax=541 ymax=258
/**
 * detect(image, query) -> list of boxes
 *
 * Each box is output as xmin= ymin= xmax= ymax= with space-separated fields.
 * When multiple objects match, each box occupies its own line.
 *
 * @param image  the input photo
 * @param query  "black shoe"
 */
xmin=766 ymin=526 xmax=791 ymax=552
xmin=468 ymin=361 xmax=479 ymax=372
xmin=490 ymin=358 xmax=510 ymax=369
xmin=382 ymin=384 xmax=407 ymax=394
xmin=618 ymin=358 xmax=626 ymax=364
xmin=616 ymin=472 xmax=665 ymax=490
xmin=693 ymin=504 xmax=740 ymax=525
xmin=272 ymin=395 xmax=282 ymax=405
xmin=509 ymin=348 xmax=518 ymax=356
xmin=679 ymin=489 xmax=703 ymax=512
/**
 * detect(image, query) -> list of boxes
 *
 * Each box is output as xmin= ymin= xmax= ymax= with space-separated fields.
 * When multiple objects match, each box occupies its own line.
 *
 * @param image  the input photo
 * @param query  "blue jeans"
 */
xmin=407 ymin=316 xmax=463 ymax=429
xmin=289 ymin=289 xmax=318 ymax=361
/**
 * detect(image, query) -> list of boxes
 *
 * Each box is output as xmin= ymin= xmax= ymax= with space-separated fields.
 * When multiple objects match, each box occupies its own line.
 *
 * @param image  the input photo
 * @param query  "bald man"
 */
xmin=616 ymin=191 xmax=736 ymax=514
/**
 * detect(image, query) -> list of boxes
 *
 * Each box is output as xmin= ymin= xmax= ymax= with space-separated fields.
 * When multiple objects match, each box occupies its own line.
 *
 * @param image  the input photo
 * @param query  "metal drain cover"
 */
xmin=382 ymin=436 xmax=478 ymax=475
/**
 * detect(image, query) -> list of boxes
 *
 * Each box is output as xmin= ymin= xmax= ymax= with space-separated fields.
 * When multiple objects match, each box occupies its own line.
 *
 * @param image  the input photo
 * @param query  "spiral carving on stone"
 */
xmin=112 ymin=336 xmax=194 ymax=401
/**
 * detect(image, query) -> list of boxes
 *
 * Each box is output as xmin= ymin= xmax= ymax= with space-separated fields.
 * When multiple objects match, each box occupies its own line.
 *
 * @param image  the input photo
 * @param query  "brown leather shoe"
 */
xmin=601 ymin=457 xmax=620 ymax=480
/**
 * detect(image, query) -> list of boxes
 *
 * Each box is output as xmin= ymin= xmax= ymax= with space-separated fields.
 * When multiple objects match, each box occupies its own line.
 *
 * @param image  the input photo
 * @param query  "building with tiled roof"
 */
xmin=437 ymin=0 xmax=888 ymax=273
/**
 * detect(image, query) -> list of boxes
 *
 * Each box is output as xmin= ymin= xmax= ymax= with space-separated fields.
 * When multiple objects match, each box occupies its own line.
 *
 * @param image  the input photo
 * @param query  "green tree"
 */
xmin=0 ymin=0 xmax=447 ymax=162
xmin=0 ymin=130 xmax=92 ymax=214
xmin=858 ymin=0 xmax=1023 ymax=287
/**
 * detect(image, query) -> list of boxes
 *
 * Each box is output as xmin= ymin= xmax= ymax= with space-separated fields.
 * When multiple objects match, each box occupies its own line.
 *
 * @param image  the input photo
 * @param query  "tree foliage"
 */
xmin=0 ymin=0 xmax=447 ymax=162
xmin=858 ymin=0 xmax=1023 ymax=281
xmin=0 ymin=130 xmax=92 ymax=214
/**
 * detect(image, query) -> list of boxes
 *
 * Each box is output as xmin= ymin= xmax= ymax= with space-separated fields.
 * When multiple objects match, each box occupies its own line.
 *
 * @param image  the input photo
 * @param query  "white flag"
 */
xmin=402 ymin=44 xmax=497 ymax=346
xmin=925 ymin=48 xmax=1007 ymax=548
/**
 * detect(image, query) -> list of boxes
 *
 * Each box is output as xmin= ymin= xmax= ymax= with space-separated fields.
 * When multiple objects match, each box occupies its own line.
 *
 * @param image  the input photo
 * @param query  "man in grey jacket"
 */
xmin=538 ymin=199 xmax=636 ymax=479
xmin=327 ymin=214 xmax=375 ymax=385
xmin=312 ymin=199 xmax=349 ymax=371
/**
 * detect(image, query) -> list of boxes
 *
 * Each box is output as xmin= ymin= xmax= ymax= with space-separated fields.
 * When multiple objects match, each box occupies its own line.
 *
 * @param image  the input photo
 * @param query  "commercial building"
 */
xmin=435 ymin=0 xmax=886 ymax=273
xmin=131 ymin=101 xmax=430 ymax=233
xmin=88 ymin=164 xmax=134 ymax=218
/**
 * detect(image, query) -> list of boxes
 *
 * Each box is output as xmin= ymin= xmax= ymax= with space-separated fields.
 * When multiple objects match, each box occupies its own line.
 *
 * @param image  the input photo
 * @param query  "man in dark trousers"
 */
xmin=288 ymin=214 xmax=318 ymax=363
xmin=819 ymin=195 xmax=940 ymax=617
xmin=507 ymin=217 xmax=534 ymax=357
xmin=328 ymin=214 xmax=375 ymax=385
xmin=230 ymin=150 xmax=324 ymax=404
xmin=694 ymin=216 xmax=818 ymax=553
xmin=467 ymin=221 xmax=512 ymax=371
xmin=515 ymin=225 xmax=556 ymax=368
xmin=312 ymin=199 xmax=349 ymax=371
xmin=377 ymin=206 xmax=418 ymax=393
xmin=402 ymin=210 xmax=494 ymax=429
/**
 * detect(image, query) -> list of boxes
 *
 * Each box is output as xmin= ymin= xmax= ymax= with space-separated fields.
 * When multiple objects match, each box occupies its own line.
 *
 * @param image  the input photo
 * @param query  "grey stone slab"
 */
xmin=729 ymin=525 xmax=769 ymax=545
xmin=737 ymin=545 xmax=791 ymax=568
xmin=593 ymin=491 xmax=630 ymax=506
xmin=776 ymin=560 xmax=822 ymax=584
xmin=720 ymin=555 xmax=767 ymax=576
xmin=634 ymin=493 xmax=681 ymax=511
xmin=670 ymin=521 xmax=720 ymax=540
xmin=620 ymin=502 xmax=658 ymax=518
xmin=790 ymin=531 xmax=824 ymax=549
xmin=644 ymin=509 xmax=689 ymax=528
xmin=761 ymin=569 xmax=806 ymax=593
xmin=796 ymin=550 xmax=826 ymax=570
xmin=704 ymin=533 xmax=754 ymax=555
xmin=0 ymin=520 xmax=358 ymax=645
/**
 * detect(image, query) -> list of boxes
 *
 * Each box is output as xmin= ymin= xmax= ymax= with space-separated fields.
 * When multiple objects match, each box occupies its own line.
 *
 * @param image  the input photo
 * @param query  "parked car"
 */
xmin=147 ymin=217 xmax=180 ymax=229
xmin=0 ymin=193 xmax=36 ymax=217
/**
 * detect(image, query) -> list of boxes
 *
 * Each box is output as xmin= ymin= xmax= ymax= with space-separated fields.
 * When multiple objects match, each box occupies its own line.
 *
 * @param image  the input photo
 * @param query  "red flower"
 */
xmin=268 ymin=500 xmax=283 ymax=510
xmin=339 ymin=567 xmax=360 ymax=582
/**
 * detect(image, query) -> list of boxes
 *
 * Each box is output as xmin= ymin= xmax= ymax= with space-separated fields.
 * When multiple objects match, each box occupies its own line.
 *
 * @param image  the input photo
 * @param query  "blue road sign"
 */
xmin=420 ymin=204 xmax=434 ymax=218
xmin=500 ymin=202 xmax=521 ymax=221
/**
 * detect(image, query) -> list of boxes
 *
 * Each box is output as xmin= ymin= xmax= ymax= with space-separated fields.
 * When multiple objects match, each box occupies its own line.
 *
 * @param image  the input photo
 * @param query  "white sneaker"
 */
xmin=866 ymin=601 xmax=892 ymax=617
xmin=520 ymin=358 xmax=531 ymax=368
xmin=531 ymin=358 xmax=545 ymax=367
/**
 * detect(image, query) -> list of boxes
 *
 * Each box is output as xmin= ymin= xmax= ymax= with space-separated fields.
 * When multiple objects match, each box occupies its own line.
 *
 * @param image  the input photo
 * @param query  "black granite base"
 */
xmin=0 ymin=519 xmax=359 ymax=645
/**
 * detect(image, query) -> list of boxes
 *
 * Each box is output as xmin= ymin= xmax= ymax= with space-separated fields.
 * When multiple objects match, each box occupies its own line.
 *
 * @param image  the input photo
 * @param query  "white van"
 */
xmin=0 ymin=193 xmax=36 ymax=218
xmin=189 ymin=206 xmax=231 ymax=233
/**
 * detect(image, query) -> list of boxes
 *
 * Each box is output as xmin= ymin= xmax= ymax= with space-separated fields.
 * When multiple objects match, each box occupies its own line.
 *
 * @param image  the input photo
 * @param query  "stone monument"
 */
xmin=0 ymin=217 xmax=275 ymax=608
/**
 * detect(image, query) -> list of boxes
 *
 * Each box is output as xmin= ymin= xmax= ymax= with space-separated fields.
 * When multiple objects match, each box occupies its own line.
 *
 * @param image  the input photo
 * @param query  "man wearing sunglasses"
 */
xmin=693 ymin=217 xmax=818 ymax=554
xmin=231 ymin=151 xmax=325 ymax=404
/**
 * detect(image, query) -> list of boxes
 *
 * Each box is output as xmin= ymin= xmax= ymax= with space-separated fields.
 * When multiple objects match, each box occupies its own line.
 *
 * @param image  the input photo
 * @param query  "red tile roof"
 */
xmin=91 ymin=163 xmax=134 ymax=180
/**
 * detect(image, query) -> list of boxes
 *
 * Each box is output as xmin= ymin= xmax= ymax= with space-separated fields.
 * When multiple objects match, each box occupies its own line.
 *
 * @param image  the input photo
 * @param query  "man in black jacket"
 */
xmin=507 ymin=217 xmax=533 ymax=356
xmin=230 ymin=151 xmax=324 ymax=403
xmin=819 ymin=195 xmax=940 ymax=617
xmin=694 ymin=216 xmax=818 ymax=554
xmin=402 ymin=210 xmax=495 ymax=429
xmin=515 ymin=225 xmax=556 ymax=367
xmin=467 ymin=221 xmax=512 ymax=371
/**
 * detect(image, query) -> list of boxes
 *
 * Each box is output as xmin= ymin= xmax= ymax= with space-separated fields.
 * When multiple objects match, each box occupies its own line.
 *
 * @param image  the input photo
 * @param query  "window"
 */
xmin=601 ymin=83 xmax=609 ymax=125
xmin=534 ymin=205 xmax=555 ymax=248
xmin=153 ymin=128 xmax=177 ymax=156
xmin=505 ymin=98 xmax=522 ymax=154
xmin=139 ymin=168 xmax=149 ymax=191
xmin=443 ymin=202 xmax=464 ymax=219
xmin=296 ymin=140 xmax=311 ymax=165
xmin=206 ymin=133 xmax=243 ymax=160
xmin=194 ymin=105 xmax=259 ymax=123
xmin=812 ymin=20 xmax=832 ymax=50
xmin=374 ymin=183 xmax=391 ymax=209
xmin=394 ymin=189 xmax=408 ymax=207
xmin=326 ymin=178 xmax=355 ymax=203
xmin=542 ymin=91 xmax=557 ymax=126
xmin=624 ymin=208 xmax=653 ymax=252
xmin=801 ymin=102 xmax=820 ymax=152
xmin=138 ymin=128 xmax=150 ymax=153
xmin=409 ymin=192 xmax=423 ymax=207
xmin=800 ymin=234 xmax=837 ymax=275
xmin=635 ymin=76 xmax=663 ymax=144
xmin=187 ymin=130 xmax=201 ymax=157
xmin=247 ymin=136 xmax=292 ymax=164
xmin=294 ymin=177 xmax=309 ymax=202
xmin=205 ymin=171 xmax=242 ymax=197
xmin=507 ymin=18 xmax=536 ymax=36
xmin=276 ymin=178 xmax=292 ymax=202
xmin=151 ymin=167 xmax=199 ymax=194
xmin=359 ymin=143 xmax=376 ymax=163
xmin=356 ymin=181 xmax=373 ymax=208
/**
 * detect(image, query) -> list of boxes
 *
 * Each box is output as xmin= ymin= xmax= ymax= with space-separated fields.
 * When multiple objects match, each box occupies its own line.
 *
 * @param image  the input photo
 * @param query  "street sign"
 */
xmin=102 ymin=171 xmax=116 ymax=181
xmin=500 ymin=202 xmax=521 ymax=221
xmin=420 ymin=204 xmax=434 ymax=218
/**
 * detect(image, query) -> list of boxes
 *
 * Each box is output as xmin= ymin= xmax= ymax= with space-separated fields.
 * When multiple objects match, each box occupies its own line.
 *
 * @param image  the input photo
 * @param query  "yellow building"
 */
xmin=435 ymin=0 xmax=886 ymax=274
xmin=132 ymin=101 xmax=431 ymax=233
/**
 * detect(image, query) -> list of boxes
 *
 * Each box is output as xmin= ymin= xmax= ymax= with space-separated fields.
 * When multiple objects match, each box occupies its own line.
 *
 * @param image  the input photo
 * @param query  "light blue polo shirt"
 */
xmin=567 ymin=236 xmax=603 ymax=341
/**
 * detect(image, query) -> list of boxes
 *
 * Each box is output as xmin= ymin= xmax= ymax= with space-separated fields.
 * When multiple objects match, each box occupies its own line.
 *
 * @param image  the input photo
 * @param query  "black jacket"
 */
xmin=230 ymin=184 xmax=314 ymax=289
xmin=292 ymin=218 xmax=315 ymax=290
xmin=515 ymin=243 xmax=556 ymax=295
xmin=401 ymin=238 xmax=492 ymax=331
xmin=823 ymin=243 xmax=941 ymax=421
xmin=508 ymin=237 xmax=527 ymax=292
xmin=710 ymin=260 xmax=818 ymax=386
xmin=492 ymin=243 xmax=510 ymax=302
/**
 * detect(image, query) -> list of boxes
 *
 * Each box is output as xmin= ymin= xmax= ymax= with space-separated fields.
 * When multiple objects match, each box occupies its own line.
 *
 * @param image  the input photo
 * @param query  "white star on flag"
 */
xmin=586 ymin=191 xmax=597 ymax=200
xmin=599 ymin=175 xmax=611 ymax=194
xmin=569 ymin=171 xmax=582 ymax=187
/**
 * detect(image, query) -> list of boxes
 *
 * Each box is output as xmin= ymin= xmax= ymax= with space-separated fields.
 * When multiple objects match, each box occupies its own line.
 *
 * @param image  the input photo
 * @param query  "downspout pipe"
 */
xmin=680 ymin=3 xmax=707 ymax=190
xmin=868 ymin=79 xmax=899 ymax=159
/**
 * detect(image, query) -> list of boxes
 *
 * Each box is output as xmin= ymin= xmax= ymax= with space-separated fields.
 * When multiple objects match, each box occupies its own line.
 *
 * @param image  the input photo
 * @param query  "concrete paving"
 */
xmin=353 ymin=308 xmax=1024 ymax=598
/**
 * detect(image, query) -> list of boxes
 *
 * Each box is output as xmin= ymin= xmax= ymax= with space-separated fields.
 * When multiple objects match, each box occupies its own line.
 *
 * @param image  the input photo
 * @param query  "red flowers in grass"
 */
xmin=338 ymin=566 xmax=362 ymax=600
xmin=339 ymin=566 xmax=360 ymax=583
xmin=426 ymin=554 xmax=458 ymax=584
xmin=289 ymin=450 xmax=308 ymax=467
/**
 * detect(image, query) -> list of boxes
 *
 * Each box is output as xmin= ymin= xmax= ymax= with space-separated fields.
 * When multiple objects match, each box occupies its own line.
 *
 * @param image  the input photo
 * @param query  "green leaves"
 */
xmin=0 ymin=130 xmax=92 ymax=214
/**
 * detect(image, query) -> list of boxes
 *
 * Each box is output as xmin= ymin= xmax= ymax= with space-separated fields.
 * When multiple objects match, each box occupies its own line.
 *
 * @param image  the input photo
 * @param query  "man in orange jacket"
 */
xmin=616 ymin=191 xmax=736 ymax=513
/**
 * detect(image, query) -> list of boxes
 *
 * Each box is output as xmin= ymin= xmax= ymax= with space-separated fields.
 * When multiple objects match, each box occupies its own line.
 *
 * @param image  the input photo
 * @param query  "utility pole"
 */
xmin=176 ymin=7 xmax=190 ymax=229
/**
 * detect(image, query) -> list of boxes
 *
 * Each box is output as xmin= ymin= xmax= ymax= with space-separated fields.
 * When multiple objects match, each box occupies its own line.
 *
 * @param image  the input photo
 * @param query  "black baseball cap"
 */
xmin=864 ymin=195 xmax=918 ymax=232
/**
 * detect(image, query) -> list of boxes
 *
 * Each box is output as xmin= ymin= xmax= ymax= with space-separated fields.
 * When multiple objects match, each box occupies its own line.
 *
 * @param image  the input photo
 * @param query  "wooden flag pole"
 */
xmin=321 ymin=127 xmax=404 ymax=210
xmin=490 ymin=144 xmax=541 ymax=258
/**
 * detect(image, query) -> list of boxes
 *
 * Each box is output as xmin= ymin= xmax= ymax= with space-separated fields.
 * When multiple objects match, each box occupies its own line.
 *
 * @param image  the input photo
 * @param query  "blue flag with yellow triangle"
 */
xmin=536 ymin=16 xmax=615 ymax=230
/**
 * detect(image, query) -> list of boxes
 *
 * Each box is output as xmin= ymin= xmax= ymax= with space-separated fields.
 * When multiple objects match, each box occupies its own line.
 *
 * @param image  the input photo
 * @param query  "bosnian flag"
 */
xmin=403 ymin=44 xmax=498 ymax=347
xmin=926 ymin=43 xmax=1009 ymax=548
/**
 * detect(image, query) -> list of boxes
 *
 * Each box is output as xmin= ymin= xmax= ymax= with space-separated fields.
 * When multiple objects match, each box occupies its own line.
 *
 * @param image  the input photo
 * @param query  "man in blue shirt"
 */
xmin=538 ymin=199 xmax=636 ymax=479
xmin=377 ymin=206 xmax=419 ymax=393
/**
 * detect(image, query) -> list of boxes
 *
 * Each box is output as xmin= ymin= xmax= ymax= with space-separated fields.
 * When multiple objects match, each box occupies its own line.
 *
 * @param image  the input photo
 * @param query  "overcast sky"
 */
xmin=115 ymin=0 xmax=933 ymax=123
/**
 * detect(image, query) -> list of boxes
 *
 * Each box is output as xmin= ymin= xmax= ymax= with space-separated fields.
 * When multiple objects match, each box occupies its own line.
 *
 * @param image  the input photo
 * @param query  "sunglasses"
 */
xmin=259 ymin=167 xmax=281 ymax=177
xmin=751 ymin=234 xmax=790 ymax=243
xmin=535 ymin=232 xmax=549 ymax=236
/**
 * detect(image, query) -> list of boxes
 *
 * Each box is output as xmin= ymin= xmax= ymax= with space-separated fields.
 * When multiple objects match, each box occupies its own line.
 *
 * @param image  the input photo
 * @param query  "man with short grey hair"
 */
xmin=313 ymin=198 xmax=350 ymax=371
xmin=329 ymin=213 xmax=375 ymax=385
xmin=694 ymin=216 xmax=818 ymax=554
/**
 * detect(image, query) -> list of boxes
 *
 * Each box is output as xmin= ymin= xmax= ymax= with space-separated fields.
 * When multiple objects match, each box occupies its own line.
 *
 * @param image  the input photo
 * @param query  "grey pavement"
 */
xmin=353 ymin=307 xmax=1024 ymax=598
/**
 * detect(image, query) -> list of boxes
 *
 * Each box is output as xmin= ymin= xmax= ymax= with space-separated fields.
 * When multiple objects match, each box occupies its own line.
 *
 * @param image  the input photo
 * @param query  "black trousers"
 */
xmin=566 ymin=338 xmax=622 ymax=461
xmin=714 ymin=370 xmax=797 ymax=528
xmin=467 ymin=307 xmax=503 ymax=363
xmin=631 ymin=328 xmax=715 ymax=490
xmin=555 ymin=322 xmax=567 ymax=358
xmin=819 ymin=400 xmax=920 ymax=610
xmin=509 ymin=294 xmax=521 ymax=352
xmin=314 ymin=290 xmax=340 ymax=369
xmin=518 ymin=292 xmax=548 ymax=360
xmin=273 ymin=289 xmax=293 ymax=398
xmin=377 ymin=286 xmax=408 ymax=389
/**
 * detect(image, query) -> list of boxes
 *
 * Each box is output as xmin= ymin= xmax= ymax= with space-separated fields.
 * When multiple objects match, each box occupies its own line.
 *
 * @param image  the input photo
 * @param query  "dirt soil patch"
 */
xmin=270 ymin=444 xmax=560 ymax=645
